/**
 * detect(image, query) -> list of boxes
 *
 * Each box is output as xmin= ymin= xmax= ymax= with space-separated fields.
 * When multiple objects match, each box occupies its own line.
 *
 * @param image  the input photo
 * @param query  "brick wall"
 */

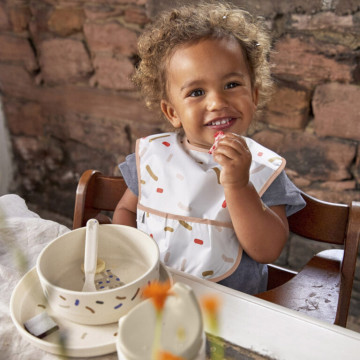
xmin=0 ymin=0 xmax=359 ymax=326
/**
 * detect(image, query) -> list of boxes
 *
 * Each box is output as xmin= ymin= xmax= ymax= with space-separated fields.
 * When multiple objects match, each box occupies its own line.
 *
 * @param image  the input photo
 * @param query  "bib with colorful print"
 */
xmin=136 ymin=133 xmax=285 ymax=281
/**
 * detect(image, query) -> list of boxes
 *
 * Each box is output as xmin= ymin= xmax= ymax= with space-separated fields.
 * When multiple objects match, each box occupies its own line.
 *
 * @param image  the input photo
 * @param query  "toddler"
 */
xmin=113 ymin=1 xmax=305 ymax=294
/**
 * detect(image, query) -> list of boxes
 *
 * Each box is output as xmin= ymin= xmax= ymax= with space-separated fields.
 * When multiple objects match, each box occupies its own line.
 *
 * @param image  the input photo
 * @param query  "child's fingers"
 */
xmin=214 ymin=144 xmax=242 ymax=161
xmin=215 ymin=134 xmax=250 ymax=159
xmin=213 ymin=145 xmax=252 ymax=167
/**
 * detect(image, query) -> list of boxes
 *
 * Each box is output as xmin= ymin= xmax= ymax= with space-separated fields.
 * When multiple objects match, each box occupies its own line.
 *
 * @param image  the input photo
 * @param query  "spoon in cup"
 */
xmin=82 ymin=219 xmax=99 ymax=292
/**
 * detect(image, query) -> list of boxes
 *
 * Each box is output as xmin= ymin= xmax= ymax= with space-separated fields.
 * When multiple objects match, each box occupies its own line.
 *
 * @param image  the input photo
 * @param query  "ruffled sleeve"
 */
xmin=118 ymin=153 xmax=138 ymax=197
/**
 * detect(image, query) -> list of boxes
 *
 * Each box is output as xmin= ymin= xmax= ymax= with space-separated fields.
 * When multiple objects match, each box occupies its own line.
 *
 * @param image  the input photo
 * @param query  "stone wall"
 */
xmin=0 ymin=0 xmax=359 ymax=326
xmin=0 ymin=100 xmax=13 ymax=195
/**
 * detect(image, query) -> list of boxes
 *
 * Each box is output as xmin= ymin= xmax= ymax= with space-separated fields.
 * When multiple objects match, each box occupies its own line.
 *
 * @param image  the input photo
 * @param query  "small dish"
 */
xmin=10 ymin=264 xmax=172 ymax=358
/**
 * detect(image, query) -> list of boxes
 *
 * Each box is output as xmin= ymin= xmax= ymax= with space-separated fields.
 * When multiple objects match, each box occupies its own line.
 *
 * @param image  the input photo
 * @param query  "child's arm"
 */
xmin=213 ymin=133 xmax=289 ymax=264
xmin=112 ymin=188 xmax=138 ymax=227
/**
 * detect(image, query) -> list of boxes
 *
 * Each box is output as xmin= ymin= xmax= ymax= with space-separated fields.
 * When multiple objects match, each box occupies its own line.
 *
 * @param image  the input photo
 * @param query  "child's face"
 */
xmin=161 ymin=37 xmax=258 ymax=149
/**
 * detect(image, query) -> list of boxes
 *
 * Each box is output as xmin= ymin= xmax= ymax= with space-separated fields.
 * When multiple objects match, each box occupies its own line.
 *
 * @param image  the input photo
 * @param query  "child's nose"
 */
xmin=206 ymin=91 xmax=228 ymax=111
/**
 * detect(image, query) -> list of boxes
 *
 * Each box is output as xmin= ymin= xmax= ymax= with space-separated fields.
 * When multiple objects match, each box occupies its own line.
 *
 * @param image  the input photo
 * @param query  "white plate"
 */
xmin=10 ymin=263 xmax=172 ymax=358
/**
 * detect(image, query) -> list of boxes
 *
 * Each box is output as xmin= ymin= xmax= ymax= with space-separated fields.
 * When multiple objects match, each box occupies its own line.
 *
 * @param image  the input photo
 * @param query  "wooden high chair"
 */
xmin=73 ymin=169 xmax=360 ymax=327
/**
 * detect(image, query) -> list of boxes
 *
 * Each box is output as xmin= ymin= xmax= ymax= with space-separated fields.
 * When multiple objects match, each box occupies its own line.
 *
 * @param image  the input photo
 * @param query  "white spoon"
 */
xmin=82 ymin=219 xmax=99 ymax=292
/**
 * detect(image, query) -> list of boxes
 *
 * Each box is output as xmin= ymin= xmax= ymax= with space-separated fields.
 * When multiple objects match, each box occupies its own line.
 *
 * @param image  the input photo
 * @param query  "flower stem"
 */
xmin=152 ymin=310 xmax=163 ymax=360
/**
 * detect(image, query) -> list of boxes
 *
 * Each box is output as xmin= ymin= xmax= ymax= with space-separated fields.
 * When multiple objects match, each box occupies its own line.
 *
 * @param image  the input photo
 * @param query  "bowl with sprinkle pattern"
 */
xmin=36 ymin=224 xmax=160 ymax=325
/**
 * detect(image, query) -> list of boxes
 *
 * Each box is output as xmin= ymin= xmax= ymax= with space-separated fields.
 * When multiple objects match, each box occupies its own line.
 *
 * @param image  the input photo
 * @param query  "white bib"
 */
xmin=136 ymin=132 xmax=285 ymax=281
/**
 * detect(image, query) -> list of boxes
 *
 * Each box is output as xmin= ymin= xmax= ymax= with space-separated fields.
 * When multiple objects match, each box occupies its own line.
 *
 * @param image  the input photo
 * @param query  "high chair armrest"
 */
xmin=266 ymin=264 xmax=297 ymax=290
xmin=256 ymin=249 xmax=342 ymax=324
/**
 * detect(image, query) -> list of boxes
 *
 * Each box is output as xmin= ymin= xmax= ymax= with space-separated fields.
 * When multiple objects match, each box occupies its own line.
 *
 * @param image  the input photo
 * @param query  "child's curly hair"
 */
xmin=133 ymin=1 xmax=273 ymax=117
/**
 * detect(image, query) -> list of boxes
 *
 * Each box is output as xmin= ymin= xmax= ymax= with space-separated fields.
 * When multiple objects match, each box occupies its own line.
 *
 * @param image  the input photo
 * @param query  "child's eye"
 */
xmin=225 ymin=82 xmax=240 ymax=89
xmin=189 ymin=89 xmax=205 ymax=97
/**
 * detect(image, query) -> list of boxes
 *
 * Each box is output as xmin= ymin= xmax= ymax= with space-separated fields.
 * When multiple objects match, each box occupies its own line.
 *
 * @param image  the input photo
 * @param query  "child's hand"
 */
xmin=212 ymin=133 xmax=251 ymax=188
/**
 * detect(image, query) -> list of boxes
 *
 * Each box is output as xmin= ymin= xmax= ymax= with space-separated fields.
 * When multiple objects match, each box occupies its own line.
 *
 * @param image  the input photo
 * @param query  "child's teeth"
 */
xmin=211 ymin=118 xmax=230 ymax=126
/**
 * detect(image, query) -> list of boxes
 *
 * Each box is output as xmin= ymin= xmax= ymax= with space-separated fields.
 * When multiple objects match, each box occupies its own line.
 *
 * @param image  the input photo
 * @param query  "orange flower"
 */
xmin=201 ymin=295 xmax=221 ymax=315
xmin=142 ymin=280 xmax=173 ymax=311
xmin=201 ymin=295 xmax=221 ymax=334
xmin=158 ymin=351 xmax=185 ymax=360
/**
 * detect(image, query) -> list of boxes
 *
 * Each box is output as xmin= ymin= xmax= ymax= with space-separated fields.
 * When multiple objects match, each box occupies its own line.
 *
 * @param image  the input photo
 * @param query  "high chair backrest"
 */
xmin=73 ymin=170 xmax=127 ymax=229
xmin=73 ymin=169 xmax=360 ymax=327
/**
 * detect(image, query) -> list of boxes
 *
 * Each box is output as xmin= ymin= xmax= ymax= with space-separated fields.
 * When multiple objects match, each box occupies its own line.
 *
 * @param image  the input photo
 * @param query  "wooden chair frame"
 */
xmin=73 ymin=169 xmax=360 ymax=327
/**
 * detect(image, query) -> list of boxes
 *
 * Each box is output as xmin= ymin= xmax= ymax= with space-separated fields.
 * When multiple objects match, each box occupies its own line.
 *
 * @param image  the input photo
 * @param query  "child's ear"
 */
xmin=161 ymin=99 xmax=182 ymax=128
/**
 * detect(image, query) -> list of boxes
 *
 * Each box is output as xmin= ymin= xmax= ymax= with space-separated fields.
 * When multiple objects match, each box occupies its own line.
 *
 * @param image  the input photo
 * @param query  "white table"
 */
xmin=171 ymin=269 xmax=360 ymax=360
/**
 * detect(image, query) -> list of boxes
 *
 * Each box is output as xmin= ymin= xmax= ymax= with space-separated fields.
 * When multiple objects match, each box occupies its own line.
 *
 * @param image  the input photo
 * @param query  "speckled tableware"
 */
xmin=36 ymin=224 xmax=160 ymax=325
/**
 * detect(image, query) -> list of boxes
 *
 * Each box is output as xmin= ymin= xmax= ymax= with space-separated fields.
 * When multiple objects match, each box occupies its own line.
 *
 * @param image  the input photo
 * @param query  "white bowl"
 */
xmin=36 ymin=224 xmax=160 ymax=325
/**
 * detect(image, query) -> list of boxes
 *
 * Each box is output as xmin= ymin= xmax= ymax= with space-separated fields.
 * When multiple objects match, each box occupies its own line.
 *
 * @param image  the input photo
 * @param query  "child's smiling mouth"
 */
xmin=205 ymin=117 xmax=236 ymax=130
